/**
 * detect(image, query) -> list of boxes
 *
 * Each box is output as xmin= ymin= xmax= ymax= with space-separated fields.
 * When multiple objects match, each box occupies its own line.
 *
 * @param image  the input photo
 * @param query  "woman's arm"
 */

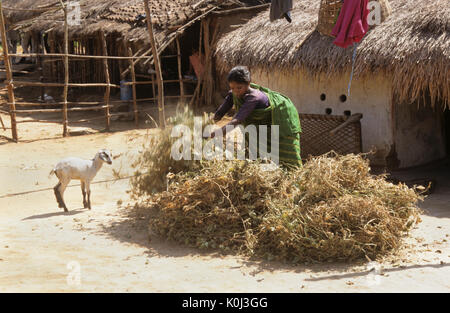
xmin=213 ymin=92 xmax=233 ymax=121
xmin=211 ymin=93 xmax=258 ymax=138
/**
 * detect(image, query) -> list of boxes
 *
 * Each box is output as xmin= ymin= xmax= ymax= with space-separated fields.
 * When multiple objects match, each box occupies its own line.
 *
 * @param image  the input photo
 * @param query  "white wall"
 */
xmin=251 ymin=68 xmax=394 ymax=166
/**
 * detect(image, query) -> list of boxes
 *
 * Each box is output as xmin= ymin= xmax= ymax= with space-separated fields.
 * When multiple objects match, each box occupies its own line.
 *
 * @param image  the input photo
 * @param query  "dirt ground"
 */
xmin=0 ymin=106 xmax=449 ymax=293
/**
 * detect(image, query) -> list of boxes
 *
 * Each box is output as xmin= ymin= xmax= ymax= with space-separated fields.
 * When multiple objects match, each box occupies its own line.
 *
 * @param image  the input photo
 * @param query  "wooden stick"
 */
xmin=100 ymin=31 xmax=111 ymax=131
xmin=12 ymin=106 xmax=110 ymax=113
xmin=151 ymin=74 xmax=156 ymax=102
xmin=176 ymin=36 xmax=185 ymax=104
xmin=8 ymin=52 xmax=154 ymax=60
xmin=127 ymin=47 xmax=139 ymax=127
xmin=16 ymin=119 xmax=63 ymax=124
xmin=199 ymin=18 xmax=210 ymax=106
xmin=0 ymin=113 xmax=5 ymax=131
xmin=12 ymin=81 xmax=120 ymax=88
xmin=140 ymin=7 xmax=218 ymax=69
xmin=120 ymin=46 xmax=148 ymax=79
xmin=190 ymin=22 xmax=219 ymax=108
xmin=0 ymin=1 xmax=17 ymax=141
xmin=144 ymin=0 xmax=165 ymax=129
xmin=60 ymin=0 xmax=69 ymax=137
xmin=211 ymin=3 xmax=270 ymax=16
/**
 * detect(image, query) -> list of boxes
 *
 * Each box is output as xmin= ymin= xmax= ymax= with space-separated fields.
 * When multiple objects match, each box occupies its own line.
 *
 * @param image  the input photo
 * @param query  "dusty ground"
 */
xmin=0 ymin=107 xmax=449 ymax=293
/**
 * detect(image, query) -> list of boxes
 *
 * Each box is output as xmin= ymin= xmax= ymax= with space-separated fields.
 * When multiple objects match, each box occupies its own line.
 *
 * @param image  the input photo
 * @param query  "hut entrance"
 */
xmin=445 ymin=107 xmax=450 ymax=156
xmin=393 ymin=92 xmax=448 ymax=169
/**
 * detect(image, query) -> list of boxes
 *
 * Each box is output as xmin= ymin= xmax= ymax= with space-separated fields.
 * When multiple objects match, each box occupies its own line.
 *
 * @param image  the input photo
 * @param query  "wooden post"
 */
xmin=151 ymin=73 xmax=156 ymax=104
xmin=100 ymin=32 xmax=111 ymax=131
xmin=0 ymin=1 xmax=17 ymax=141
xmin=127 ymin=47 xmax=139 ymax=127
xmin=175 ymin=36 xmax=185 ymax=104
xmin=60 ymin=0 xmax=69 ymax=137
xmin=143 ymin=0 xmax=165 ymax=129
xmin=199 ymin=19 xmax=209 ymax=106
xmin=38 ymin=33 xmax=45 ymax=103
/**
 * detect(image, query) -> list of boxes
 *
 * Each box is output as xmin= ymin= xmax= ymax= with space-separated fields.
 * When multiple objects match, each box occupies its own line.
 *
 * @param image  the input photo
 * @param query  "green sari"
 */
xmin=233 ymin=83 xmax=302 ymax=167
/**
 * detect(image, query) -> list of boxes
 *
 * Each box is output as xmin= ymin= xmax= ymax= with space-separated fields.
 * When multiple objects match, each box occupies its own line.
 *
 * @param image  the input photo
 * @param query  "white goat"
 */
xmin=50 ymin=149 xmax=113 ymax=212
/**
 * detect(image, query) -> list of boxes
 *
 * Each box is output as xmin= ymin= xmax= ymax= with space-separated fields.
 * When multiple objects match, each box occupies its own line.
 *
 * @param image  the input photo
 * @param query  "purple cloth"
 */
xmin=214 ymin=87 xmax=270 ymax=123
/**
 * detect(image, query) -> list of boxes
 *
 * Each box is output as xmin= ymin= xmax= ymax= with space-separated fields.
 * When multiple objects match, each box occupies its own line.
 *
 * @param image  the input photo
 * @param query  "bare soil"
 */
xmin=0 ymin=97 xmax=449 ymax=292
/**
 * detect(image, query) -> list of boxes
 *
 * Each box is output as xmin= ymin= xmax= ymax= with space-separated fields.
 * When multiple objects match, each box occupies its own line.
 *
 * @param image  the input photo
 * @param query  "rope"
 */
xmin=347 ymin=43 xmax=358 ymax=97
xmin=0 ymin=175 xmax=136 ymax=199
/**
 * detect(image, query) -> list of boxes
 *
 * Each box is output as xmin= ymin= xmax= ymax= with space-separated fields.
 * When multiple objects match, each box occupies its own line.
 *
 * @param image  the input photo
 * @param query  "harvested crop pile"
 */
xmin=130 ymin=107 xmax=211 ymax=197
xmin=143 ymin=152 xmax=423 ymax=263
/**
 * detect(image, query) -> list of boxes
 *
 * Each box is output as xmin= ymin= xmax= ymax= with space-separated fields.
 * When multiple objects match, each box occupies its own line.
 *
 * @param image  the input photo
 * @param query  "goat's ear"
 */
xmin=99 ymin=152 xmax=108 ymax=162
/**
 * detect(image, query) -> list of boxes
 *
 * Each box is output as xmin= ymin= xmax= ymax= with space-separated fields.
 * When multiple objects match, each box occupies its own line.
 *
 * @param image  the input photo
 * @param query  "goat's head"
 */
xmin=97 ymin=149 xmax=113 ymax=165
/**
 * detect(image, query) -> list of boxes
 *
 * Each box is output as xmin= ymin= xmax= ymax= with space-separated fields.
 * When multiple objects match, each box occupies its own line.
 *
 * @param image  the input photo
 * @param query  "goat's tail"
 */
xmin=48 ymin=168 xmax=56 ymax=179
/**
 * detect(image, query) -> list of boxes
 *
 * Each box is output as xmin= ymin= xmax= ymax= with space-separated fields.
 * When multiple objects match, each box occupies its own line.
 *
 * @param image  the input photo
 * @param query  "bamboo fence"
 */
xmin=0 ymin=0 xmax=198 ymax=142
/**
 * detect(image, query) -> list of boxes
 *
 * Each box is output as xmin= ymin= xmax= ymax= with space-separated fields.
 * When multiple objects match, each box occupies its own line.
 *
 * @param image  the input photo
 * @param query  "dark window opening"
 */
xmin=344 ymin=110 xmax=351 ymax=117
xmin=325 ymin=108 xmax=332 ymax=115
xmin=445 ymin=107 xmax=450 ymax=156
xmin=340 ymin=94 xmax=347 ymax=103
xmin=320 ymin=93 xmax=326 ymax=101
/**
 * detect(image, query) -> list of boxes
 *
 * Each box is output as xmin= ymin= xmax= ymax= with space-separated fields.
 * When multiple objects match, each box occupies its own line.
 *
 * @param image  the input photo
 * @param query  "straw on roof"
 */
xmin=215 ymin=0 xmax=450 ymax=107
xmin=2 ymin=0 xmax=59 ymax=24
xmin=10 ymin=1 xmax=246 ymax=39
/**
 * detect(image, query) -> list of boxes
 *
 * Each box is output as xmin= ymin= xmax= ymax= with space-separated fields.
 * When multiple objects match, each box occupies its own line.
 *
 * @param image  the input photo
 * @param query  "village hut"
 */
xmin=4 ymin=0 xmax=269 ymax=105
xmin=215 ymin=0 xmax=450 ymax=169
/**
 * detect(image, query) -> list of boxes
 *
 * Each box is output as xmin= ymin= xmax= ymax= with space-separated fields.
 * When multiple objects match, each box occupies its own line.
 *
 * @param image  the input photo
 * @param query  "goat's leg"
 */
xmin=58 ymin=179 xmax=70 ymax=212
xmin=53 ymin=182 xmax=64 ymax=209
xmin=81 ymin=181 xmax=88 ymax=209
xmin=86 ymin=182 xmax=92 ymax=210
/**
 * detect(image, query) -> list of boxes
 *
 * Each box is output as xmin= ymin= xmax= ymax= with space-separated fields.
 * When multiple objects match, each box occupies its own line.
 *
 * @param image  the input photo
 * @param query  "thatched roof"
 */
xmin=2 ymin=0 xmax=59 ymax=24
xmin=10 ymin=1 xmax=248 ymax=40
xmin=215 ymin=0 xmax=450 ymax=107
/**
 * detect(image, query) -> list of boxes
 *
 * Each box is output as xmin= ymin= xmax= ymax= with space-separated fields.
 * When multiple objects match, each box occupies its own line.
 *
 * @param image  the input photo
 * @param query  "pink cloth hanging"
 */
xmin=331 ymin=0 xmax=369 ymax=48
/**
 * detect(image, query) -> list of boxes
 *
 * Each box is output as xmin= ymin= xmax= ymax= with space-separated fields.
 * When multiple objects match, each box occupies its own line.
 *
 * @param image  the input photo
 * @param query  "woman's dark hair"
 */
xmin=227 ymin=66 xmax=251 ymax=84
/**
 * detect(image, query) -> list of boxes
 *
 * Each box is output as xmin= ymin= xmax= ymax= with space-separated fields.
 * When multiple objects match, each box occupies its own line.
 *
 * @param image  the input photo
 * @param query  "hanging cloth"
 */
xmin=270 ymin=0 xmax=293 ymax=23
xmin=331 ymin=0 xmax=369 ymax=48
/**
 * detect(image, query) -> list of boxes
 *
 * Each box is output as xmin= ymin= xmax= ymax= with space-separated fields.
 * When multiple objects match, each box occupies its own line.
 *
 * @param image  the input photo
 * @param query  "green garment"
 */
xmin=233 ymin=83 xmax=302 ymax=167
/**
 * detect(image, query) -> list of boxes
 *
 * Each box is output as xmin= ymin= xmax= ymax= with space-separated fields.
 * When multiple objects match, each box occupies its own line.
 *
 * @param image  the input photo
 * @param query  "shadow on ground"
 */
xmin=22 ymin=208 xmax=86 ymax=220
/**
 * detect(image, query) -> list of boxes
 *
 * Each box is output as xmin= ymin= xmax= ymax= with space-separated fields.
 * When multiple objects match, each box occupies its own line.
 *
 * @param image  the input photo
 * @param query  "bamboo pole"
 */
xmin=49 ymin=32 xmax=56 ymax=80
xmin=100 ymin=31 xmax=111 ymax=131
xmin=120 ymin=46 xmax=147 ymax=79
xmin=143 ymin=0 xmax=165 ymax=129
xmin=0 ymin=1 xmax=18 ymax=141
xmin=190 ymin=22 xmax=219 ymax=108
xmin=59 ymin=0 xmax=69 ymax=137
xmin=8 ymin=52 xmax=154 ymax=60
xmin=12 ymin=81 xmax=120 ymax=88
xmin=199 ymin=19 xmax=210 ymax=106
xmin=127 ymin=47 xmax=139 ymax=127
xmin=12 ymin=106 xmax=109 ymax=113
xmin=151 ymin=74 xmax=156 ymax=103
xmin=176 ymin=36 xmax=185 ymax=104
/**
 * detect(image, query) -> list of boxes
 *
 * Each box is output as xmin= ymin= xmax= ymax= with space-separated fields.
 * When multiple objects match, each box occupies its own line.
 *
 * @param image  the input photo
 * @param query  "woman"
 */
xmin=212 ymin=66 xmax=302 ymax=167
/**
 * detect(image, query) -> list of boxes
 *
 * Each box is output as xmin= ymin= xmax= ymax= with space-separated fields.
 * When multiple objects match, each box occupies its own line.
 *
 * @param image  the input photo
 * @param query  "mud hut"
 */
xmin=215 ymin=0 xmax=450 ymax=169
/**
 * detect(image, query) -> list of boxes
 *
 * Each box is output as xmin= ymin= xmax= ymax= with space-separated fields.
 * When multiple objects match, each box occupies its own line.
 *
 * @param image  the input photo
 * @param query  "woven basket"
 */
xmin=317 ymin=0 xmax=392 ymax=37
xmin=317 ymin=0 xmax=343 ymax=37
xmin=299 ymin=113 xmax=362 ymax=159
